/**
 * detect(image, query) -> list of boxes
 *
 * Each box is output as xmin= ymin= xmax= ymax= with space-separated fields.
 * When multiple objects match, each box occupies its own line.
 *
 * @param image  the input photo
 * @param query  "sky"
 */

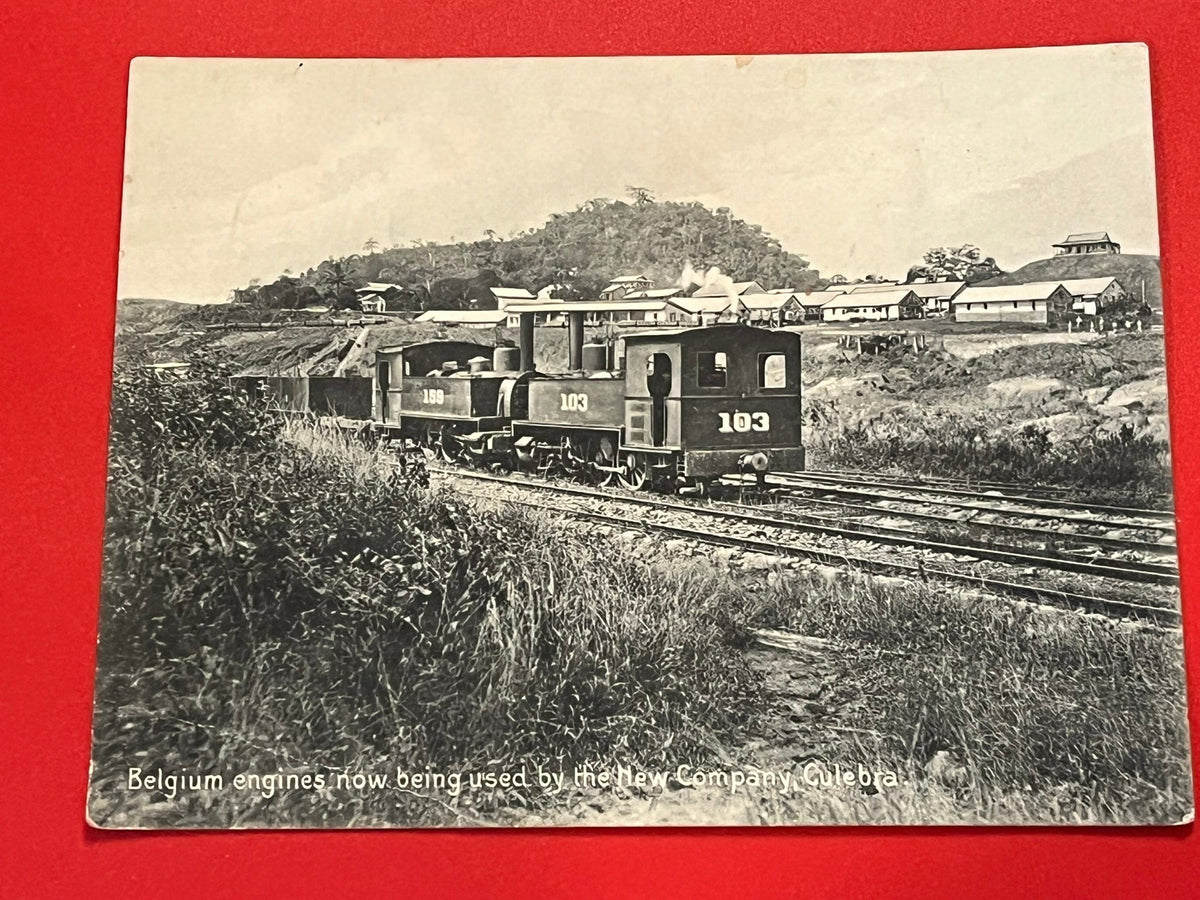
xmin=117 ymin=46 xmax=1159 ymax=303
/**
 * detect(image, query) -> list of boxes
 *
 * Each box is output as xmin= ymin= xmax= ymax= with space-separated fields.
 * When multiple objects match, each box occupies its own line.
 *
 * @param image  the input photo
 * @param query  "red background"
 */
xmin=2 ymin=0 xmax=1197 ymax=895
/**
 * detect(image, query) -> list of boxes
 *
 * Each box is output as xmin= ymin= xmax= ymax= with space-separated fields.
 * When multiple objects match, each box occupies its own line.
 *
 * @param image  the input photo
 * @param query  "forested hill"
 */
xmin=233 ymin=197 xmax=821 ymax=310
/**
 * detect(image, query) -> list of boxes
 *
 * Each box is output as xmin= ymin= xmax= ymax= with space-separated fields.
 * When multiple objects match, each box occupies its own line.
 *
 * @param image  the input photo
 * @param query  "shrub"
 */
xmin=92 ymin=365 xmax=759 ymax=826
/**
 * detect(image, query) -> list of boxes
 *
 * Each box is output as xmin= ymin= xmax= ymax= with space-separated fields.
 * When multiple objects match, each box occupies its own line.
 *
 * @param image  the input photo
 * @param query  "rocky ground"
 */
xmin=801 ymin=330 xmax=1171 ymax=451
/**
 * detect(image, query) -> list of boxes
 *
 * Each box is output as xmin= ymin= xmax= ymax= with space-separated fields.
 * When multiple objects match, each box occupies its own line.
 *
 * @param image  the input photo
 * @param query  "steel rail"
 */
xmin=723 ymin=497 xmax=1179 ymax=576
xmin=457 ymin=485 xmax=1180 ymax=626
xmin=720 ymin=480 xmax=1175 ymax=556
xmin=439 ymin=468 xmax=1179 ymax=587
xmin=776 ymin=470 xmax=1175 ymax=523
xmin=762 ymin=473 xmax=1176 ymax=533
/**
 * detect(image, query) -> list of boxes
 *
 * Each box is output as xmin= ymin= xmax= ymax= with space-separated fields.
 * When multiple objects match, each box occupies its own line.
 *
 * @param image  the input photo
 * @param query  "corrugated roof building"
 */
xmin=692 ymin=280 xmax=766 ymax=298
xmin=821 ymin=288 xmax=923 ymax=323
xmin=1052 ymin=231 xmax=1121 ymax=255
xmin=415 ymin=309 xmax=508 ymax=328
xmin=840 ymin=280 xmax=965 ymax=314
xmin=952 ymin=282 xmax=1074 ymax=324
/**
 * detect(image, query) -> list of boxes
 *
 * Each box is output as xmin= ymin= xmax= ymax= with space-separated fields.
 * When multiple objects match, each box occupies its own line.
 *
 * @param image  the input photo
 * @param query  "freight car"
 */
xmin=367 ymin=305 xmax=805 ymax=491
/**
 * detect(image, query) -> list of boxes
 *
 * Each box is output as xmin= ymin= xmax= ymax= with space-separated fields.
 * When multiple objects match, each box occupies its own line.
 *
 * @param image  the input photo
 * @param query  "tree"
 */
xmin=907 ymin=244 xmax=1003 ymax=284
xmin=362 ymin=237 xmax=380 ymax=254
xmin=317 ymin=258 xmax=360 ymax=297
xmin=229 ymin=196 xmax=817 ymax=312
xmin=625 ymin=185 xmax=655 ymax=206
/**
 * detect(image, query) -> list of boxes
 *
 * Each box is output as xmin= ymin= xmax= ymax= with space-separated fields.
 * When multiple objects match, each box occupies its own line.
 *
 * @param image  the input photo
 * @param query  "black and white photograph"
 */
xmin=89 ymin=46 xmax=1193 ymax=828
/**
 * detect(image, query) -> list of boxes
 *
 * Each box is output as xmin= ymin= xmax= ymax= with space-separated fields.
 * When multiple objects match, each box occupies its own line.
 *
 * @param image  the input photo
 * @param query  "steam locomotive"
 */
xmin=240 ymin=307 xmax=805 ymax=491
xmin=371 ymin=308 xmax=804 ymax=491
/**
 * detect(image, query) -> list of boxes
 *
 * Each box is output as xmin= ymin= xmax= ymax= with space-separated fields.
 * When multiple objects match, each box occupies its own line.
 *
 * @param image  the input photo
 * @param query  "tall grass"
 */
xmin=806 ymin=405 xmax=1172 ymax=504
xmin=90 ymin=363 xmax=1190 ymax=826
xmin=90 ymin=364 xmax=759 ymax=827
xmin=747 ymin=571 xmax=1192 ymax=823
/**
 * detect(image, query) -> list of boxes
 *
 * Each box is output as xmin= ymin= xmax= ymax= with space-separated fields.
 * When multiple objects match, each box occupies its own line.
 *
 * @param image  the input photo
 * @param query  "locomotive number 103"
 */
xmin=560 ymin=392 xmax=589 ymax=412
xmin=717 ymin=411 xmax=770 ymax=433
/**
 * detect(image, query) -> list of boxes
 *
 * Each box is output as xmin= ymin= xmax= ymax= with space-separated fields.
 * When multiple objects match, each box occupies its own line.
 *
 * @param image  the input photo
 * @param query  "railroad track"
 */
xmin=433 ymin=466 xmax=1181 ymax=626
xmin=759 ymin=471 xmax=1175 ymax=534
xmin=731 ymin=483 xmax=1173 ymax=557
xmin=810 ymin=466 xmax=1170 ymax=506
xmin=722 ymin=493 xmax=1177 ymax=573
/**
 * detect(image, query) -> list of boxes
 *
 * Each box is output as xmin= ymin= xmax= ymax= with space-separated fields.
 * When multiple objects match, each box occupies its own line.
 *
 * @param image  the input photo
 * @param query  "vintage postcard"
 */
xmin=90 ymin=47 xmax=1193 ymax=828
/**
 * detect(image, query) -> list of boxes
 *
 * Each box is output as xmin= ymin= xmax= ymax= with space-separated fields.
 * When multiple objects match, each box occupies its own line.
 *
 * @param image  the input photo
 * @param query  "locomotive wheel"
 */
xmin=593 ymin=435 xmax=618 ymax=487
xmin=417 ymin=426 xmax=438 ymax=462
xmin=617 ymin=451 xmax=649 ymax=490
xmin=560 ymin=436 xmax=586 ymax=480
xmin=438 ymin=430 xmax=465 ymax=463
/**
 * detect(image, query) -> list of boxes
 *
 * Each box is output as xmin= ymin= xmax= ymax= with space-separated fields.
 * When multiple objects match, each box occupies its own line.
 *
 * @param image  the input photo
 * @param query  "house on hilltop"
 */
xmin=1053 ymin=232 xmax=1121 ymax=255
xmin=355 ymin=282 xmax=405 ymax=313
xmin=952 ymin=282 xmax=1074 ymax=325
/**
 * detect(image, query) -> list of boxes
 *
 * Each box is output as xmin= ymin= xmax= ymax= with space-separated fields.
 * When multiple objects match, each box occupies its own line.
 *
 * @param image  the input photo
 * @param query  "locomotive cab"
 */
xmin=374 ymin=341 xmax=496 ymax=425
xmin=622 ymin=325 xmax=805 ymax=480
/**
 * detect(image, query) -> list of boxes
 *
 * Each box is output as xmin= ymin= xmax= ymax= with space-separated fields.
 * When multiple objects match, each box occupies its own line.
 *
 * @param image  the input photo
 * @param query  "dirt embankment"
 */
xmin=802 ymin=331 xmax=1171 ymax=447
xmin=116 ymin=310 xmax=617 ymax=377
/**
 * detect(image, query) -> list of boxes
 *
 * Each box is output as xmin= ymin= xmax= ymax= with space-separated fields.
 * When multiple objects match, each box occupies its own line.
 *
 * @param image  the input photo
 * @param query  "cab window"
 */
xmin=697 ymin=351 xmax=727 ymax=388
xmin=758 ymin=352 xmax=787 ymax=389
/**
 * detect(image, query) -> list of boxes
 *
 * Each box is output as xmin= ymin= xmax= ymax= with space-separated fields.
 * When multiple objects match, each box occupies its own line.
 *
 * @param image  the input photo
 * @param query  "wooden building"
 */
xmin=839 ymin=280 xmax=964 ymax=316
xmin=599 ymin=275 xmax=655 ymax=301
xmin=414 ymin=309 xmax=508 ymax=328
xmin=820 ymin=288 xmax=924 ymax=322
xmin=1056 ymin=277 xmax=1128 ymax=316
xmin=951 ymin=282 xmax=1074 ymax=324
xmin=741 ymin=291 xmax=805 ymax=325
xmin=1052 ymin=232 xmax=1121 ymax=255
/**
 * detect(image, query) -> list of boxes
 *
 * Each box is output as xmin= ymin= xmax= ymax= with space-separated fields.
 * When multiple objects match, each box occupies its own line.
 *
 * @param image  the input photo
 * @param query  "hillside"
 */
xmin=116 ymin=298 xmax=202 ymax=329
xmin=977 ymin=253 xmax=1161 ymax=307
xmin=230 ymin=197 xmax=821 ymax=311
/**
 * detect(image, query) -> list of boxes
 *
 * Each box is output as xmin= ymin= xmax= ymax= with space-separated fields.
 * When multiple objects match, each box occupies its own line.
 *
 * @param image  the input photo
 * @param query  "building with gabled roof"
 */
xmin=741 ymin=290 xmax=806 ymax=325
xmin=415 ymin=309 xmax=508 ymax=328
xmin=667 ymin=296 xmax=749 ymax=324
xmin=952 ymin=282 xmax=1074 ymax=324
xmin=841 ymin=280 xmax=965 ymax=315
xmin=691 ymin=280 xmax=766 ymax=298
xmin=355 ymin=282 xmax=404 ymax=295
xmin=1055 ymin=276 xmax=1128 ymax=316
xmin=1053 ymin=232 xmax=1121 ymax=255
xmin=820 ymin=288 xmax=923 ymax=322
xmin=793 ymin=290 xmax=848 ymax=321
xmin=599 ymin=275 xmax=655 ymax=301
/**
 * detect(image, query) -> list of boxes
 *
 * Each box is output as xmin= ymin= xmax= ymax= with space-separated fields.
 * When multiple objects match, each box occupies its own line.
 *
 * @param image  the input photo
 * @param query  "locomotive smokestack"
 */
xmin=567 ymin=310 xmax=585 ymax=371
xmin=519 ymin=311 xmax=535 ymax=372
